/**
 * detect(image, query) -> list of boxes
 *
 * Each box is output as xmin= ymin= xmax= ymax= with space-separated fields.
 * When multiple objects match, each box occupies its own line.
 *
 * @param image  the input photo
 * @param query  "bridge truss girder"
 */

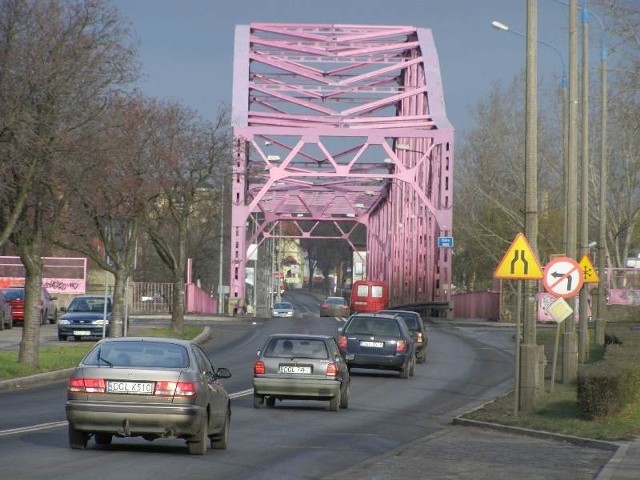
xmin=229 ymin=23 xmax=454 ymax=315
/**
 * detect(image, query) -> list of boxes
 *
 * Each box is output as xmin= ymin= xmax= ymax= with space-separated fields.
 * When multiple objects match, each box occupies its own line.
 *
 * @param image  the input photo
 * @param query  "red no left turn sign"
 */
xmin=543 ymin=257 xmax=584 ymax=298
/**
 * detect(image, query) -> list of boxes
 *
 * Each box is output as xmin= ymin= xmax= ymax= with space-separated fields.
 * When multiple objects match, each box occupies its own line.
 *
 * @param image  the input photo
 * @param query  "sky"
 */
xmin=111 ymin=0 xmax=582 ymax=136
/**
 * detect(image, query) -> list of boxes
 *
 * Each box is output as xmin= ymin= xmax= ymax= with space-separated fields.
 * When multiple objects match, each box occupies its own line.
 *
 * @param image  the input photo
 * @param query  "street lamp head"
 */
xmin=491 ymin=21 xmax=510 ymax=31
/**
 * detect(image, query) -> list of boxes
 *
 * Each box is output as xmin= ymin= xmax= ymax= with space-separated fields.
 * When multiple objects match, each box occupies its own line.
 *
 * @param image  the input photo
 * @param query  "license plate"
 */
xmin=279 ymin=365 xmax=311 ymax=374
xmin=107 ymin=381 xmax=154 ymax=395
xmin=73 ymin=330 xmax=91 ymax=336
xmin=360 ymin=341 xmax=384 ymax=348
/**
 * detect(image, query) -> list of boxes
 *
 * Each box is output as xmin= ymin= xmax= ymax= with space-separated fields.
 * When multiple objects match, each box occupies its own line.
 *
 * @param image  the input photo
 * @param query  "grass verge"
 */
xmin=461 ymin=325 xmax=640 ymax=441
xmin=0 ymin=326 xmax=204 ymax=381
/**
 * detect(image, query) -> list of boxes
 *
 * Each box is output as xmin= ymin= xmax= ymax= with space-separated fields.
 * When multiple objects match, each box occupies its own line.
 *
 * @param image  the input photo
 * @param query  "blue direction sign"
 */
xmin=438 ymin=236 xmax=454 ymax=248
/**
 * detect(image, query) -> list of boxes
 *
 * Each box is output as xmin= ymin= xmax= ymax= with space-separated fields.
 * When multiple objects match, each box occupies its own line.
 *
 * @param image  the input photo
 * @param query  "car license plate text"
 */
xmin=107 ymin=381 xmax=154 ymax=395
xmin=360 ymin=341 xmax=384 ymax=348
xmin=73 ymin=330 xmax=91 ymax=336
xmin=279 ymin=365 xmax=311 ymax=374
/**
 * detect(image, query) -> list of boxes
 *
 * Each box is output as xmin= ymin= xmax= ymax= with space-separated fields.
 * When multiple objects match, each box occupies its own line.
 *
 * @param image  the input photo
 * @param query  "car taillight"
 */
xmin=416 ymin=332 xmax=424 ymax=343
xmin=68 ymin=377 xmax=106 ymax=393
xmin=326 ymin=362 xmax=338 ymax=377
xmin=254 ymin=360 xmax=266 ymax=375
xmin=155 ymin=381 xmax=197 ymax=397
xmin=337 ymin=335 xmax=347 ymax=349
xmin=396 ymin=340 xmax=407 ymax=353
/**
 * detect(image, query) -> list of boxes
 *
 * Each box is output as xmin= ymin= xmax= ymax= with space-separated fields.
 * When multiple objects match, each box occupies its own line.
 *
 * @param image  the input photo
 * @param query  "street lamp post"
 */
xmin=491 ymin=0 xmax=542 ymax=411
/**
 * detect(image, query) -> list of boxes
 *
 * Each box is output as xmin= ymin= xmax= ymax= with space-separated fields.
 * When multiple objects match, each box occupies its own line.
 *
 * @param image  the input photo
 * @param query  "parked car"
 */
xmin=0 ymin=291 xmax=13 ymax=330
xmin=57 ymin=295 xmax=112 ymax=341
xmin=337 ymin=312 xmax=416 ymax=378
xmin=0 ymin=286 xmax=57 ymax=325
xmin=378 ymin=310 xmax=428 ymax=363
xmin=320 ymin=296 xmax=350 ymax=317
xmin=253 ymin=334 xmax=350 ymax=411
xmin=271 ymin=301 xmax=294 ymax=318
xmin=65 ymin=336 xmax=232 ymax=454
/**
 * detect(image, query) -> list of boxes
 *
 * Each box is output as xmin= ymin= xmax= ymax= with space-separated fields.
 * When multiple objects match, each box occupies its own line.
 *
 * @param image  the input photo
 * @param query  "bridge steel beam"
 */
xmin=229 ymin=23 xmax=454 ymax=315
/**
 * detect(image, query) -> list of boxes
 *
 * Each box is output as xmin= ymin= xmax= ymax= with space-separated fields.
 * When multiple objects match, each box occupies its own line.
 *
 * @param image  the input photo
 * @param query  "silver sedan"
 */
xmin=65 ymin=336 xmax=232 ymax=455
xmin=253 ymin=334 xmax=351 ymax=411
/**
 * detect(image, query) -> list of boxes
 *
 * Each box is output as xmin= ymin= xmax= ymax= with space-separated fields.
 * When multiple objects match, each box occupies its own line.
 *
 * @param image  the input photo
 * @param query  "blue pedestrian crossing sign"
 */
xmin=494 ymin=233 xmax=543 ymax=280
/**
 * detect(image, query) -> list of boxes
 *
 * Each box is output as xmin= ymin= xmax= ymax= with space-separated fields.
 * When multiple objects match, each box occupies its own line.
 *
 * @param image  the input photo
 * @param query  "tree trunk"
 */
xmin=18 ymin=243 xmax=45 ymax=368
xmin=170 ymin=221 xmax=186 ymax=333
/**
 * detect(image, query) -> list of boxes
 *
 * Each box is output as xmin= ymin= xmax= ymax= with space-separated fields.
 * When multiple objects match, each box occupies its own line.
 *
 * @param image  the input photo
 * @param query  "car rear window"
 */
xmin=83 ymin=341 xmax=190 ymax=368
xmin=264 ymin=338 xmax=329 ymax=359
xmin=345 ymin=317 xmax=401 ymax=337
xmin=326 ymin=298 xmax=345 ymax=305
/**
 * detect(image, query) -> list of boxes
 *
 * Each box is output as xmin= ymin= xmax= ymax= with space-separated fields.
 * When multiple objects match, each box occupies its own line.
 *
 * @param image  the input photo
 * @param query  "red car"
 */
xmin=0 ymin=286 xmax=58 ymax=325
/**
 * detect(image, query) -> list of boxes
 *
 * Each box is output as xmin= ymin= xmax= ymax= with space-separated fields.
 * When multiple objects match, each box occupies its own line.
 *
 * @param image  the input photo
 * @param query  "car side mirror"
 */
xmin=215 ymin=367 xmax=232 ymax=380
xmin=337 ymin=327 xmax=343 ymax=334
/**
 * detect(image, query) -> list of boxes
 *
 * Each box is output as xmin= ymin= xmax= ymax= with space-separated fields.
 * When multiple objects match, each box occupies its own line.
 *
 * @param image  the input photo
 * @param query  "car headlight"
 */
xmin=58 ymin=319 xmax=70 ymax=325
xmin=92 ymin=319 xmax=110 ymax=325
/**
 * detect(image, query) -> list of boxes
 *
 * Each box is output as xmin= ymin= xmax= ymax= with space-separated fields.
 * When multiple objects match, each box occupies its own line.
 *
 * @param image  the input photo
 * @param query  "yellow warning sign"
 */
xmin=579 ymin=255 xmax=600 ymax=283
xmin=494 ymin=233 xmax=544 ymax=279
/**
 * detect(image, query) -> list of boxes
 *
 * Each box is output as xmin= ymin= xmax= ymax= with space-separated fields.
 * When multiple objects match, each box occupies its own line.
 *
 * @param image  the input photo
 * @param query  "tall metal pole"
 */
xmin=521 ymin=0 xmax=540 ymax=411
xmin=218 ymin=184 xmax=225 ymax=314
xmin=594 ymin=14 xmax=608 ymax=346
xmin=563 ymin=0 xmax=579 ymax=384
xmin=578 ymin=0 xmax=590 ymax=363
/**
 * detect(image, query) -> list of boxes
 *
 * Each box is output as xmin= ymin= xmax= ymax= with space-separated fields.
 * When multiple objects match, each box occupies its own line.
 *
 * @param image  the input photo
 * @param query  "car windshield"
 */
xmin=1 ymin=289 xmax=24 ymax=301
xmin=345 ymin=317 xmax=401 ymax=337
xmin=274 ymin=303 xmax=292 ymax=309
xmin=264 ymin=338 xmax=328 ymax=359
xmin=69 ymin=297 xmax=110 ymax=313
xmin=83 ymin=341 xmax=190 ymax=368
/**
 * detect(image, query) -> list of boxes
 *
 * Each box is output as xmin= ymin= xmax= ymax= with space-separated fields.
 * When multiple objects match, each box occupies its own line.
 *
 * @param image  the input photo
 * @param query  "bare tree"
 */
xmin=0 ymin=0 xmax=138 ymax=366
xmin=146 ymin=103 xmax=230 ymax=333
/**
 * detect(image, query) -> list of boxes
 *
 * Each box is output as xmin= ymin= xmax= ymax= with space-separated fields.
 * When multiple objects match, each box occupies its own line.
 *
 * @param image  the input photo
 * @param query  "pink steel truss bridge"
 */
xmin=229 ymin=23 xmax=453 ymax=315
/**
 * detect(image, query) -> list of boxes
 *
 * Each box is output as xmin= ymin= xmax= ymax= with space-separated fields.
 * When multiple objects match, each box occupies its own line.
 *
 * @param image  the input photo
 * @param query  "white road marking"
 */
xmin=0 ymin=389 xmax=255 ymax=437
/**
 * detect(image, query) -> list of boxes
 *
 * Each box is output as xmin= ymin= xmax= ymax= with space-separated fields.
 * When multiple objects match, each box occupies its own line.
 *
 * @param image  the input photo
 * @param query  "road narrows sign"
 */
xmin=494 ymin=233 xmax=543 ymax=280
xmin=543 ymin=257 xmax=584 ymax=298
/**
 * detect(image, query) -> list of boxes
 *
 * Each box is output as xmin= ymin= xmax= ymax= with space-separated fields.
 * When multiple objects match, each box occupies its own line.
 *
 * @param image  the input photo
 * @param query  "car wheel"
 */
xmin=253 ymin=392 xmax=264 ymax=409
xmin=418 ymin=350 xmax=427 ymax=364
xmin=58 ymin=335 xmax=66 ymax=341
xmin=188 ymin=414 xmax=209 ymax=455
xmin=0 ymin=314 xmax=4 ymax=331
xmin=339 ymin=383 xmax=349 ymax=409
xmin=94 ymin=433 xmax=112 ymax=446
xmin=211 ymin=409 xmax=230 ymax=450
xmin=329 ymin=389 xmax=341 ymax=411
xmin=40 ymin=312 xmax=46 ymax=325
xmin=7 ymin=316 xmax=12 ymax=329
xmin=400 ymin=362 xmax=410 ymax=379
xmin=49 ymin=309 xmax=58 ymax=324
xmin=68 ymin=424 xmax=89 ymax=449
xmin=265 ymin=396 xmax=276 ymax=408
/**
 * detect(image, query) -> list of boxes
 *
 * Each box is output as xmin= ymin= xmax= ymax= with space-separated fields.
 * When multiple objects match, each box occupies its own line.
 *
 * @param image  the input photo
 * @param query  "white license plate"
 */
xmin=107 ymin=381 xmax=154 ymax=395
xmin=73 ymin=330 xmax=91 ymax=336
xmin=279 ymin=365 xmax=311 ymax=374
xmin=360 ymin=341 xmax=384 ymax=348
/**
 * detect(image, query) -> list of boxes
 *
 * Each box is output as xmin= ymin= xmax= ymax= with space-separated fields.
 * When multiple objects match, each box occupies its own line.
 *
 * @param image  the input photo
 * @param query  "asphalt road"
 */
xmin=0 ymin=292 xmax=623 ymax=479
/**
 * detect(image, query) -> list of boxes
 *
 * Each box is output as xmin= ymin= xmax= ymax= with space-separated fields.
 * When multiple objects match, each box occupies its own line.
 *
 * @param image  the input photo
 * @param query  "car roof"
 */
xmin=95 ymin=336 xmax=194 ymax=347
xmin=379 ymin=309 xmax=421 ymax=317
xmin=349 ymin=312 xmax=398 ymax=319
xmin=266 ymin=333 xmax=334 ymax=341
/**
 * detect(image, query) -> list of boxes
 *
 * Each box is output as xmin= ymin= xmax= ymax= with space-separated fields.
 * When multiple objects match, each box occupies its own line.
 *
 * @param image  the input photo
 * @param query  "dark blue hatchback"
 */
xmin=337 ymin=312 xmax=416 ymax=378
xmin=57 ymin=295 xmax=112 ymax=341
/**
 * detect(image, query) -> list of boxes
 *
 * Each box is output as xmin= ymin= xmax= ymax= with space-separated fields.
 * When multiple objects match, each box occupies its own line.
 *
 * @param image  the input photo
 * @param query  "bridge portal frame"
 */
xmin=229 ymin=23 xmax=454 ymax=315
